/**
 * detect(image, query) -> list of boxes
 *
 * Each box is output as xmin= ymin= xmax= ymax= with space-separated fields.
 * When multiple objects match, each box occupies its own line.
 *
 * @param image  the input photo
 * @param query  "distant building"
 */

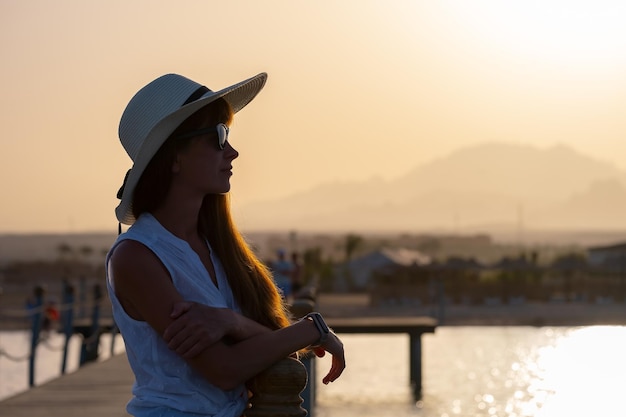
xmin=587 ymin=242 xmax=626 ymax=272
xmin=338 ymin=248 xmax=431 ymax=291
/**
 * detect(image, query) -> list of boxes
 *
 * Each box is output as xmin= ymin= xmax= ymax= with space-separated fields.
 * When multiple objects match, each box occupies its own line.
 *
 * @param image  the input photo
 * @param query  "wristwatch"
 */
xmin=303 ymin=312 xmax=330 ymax=347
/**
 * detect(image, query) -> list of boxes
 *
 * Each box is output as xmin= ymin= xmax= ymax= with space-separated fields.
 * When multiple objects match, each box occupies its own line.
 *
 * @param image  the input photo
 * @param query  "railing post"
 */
xmin=246 ymin=356 xmax=308 ymax=417
xmin=409 ymin=331 xmax=424 ymax=399
xmin=290 ymin=299 xmax=316 ymax=417
xmin=60 ymin=281 xmax=75 ymax=374
xmin=79 ymin=283 xmax=102 ymax=365
xmin=28 ymin=286 xmax=44 ymax=387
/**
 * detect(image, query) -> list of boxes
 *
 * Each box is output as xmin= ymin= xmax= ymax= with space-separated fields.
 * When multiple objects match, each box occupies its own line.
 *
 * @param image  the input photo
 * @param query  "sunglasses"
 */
xmin=174 ymin=123 xmax=230 ymax=150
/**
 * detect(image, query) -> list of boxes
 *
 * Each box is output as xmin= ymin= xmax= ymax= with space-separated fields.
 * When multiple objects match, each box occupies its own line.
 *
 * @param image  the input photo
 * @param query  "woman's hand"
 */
xmin=163 ymin=302 xmax=235 ymax=359
xmin=316 ymin=331 xmax=346 ymax=384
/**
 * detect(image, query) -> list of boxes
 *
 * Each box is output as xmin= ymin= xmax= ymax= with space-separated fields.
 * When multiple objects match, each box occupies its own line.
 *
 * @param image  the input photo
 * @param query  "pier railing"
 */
xmin=245 ymin=296 xmax=318 ymax=417
xmin=1 ymin=285 xmax=436 ymax=417
xmin=247 ymin=356 xmax=309 ymax=417
xmin=1 ymin=285 xmax=315 ymax=416
xmin=0 ymin=282 xmax=116 ymax=387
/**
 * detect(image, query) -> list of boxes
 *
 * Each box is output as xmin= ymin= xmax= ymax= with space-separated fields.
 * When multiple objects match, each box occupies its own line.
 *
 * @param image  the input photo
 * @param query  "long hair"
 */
xmin=199 ymin=195 xmax=291 ymax=329
xmin=132 ymin=98 xmax=291 ymax=330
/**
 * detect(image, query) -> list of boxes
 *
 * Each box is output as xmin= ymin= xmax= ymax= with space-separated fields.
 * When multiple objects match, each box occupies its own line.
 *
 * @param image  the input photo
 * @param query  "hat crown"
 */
xmin=119 ymin=74 xmax=209 ymax=161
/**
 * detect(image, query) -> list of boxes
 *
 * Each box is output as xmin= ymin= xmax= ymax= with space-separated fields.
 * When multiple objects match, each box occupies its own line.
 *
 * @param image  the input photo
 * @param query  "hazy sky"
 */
xmin=1 ymin=0 xmax=625 ymax=233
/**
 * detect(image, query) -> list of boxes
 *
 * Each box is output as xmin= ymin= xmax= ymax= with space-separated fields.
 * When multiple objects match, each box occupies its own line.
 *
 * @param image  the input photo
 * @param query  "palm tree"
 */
xmin=79 ymin=245 xmax=94 ymax=263
xmin=343 ymin=233 xmax=364 ymax=292
xmin=56 ymin=242 xmax=73 ymax=261
xmin=344 ymin=233 xmax=363 ymax=262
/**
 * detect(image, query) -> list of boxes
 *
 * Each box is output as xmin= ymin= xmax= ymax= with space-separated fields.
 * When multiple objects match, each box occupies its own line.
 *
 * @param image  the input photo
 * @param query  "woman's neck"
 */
xmin=151 ymin=199 xmax=203 ymax=242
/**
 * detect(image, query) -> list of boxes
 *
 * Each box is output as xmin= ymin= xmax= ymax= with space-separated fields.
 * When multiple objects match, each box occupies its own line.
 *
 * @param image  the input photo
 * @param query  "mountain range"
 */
xmin=0 ymin=143 xmax=623 ymax=264
xmin=238 ymin=142 xmax=626 ymax=234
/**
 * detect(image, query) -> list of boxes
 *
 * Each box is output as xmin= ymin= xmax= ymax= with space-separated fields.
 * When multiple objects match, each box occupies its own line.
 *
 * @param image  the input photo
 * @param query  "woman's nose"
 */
xmin=224 ymin=141 xmax=239 ymax=160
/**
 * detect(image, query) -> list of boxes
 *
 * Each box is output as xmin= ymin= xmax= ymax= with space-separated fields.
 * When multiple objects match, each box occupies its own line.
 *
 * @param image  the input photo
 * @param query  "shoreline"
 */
xmin=316 ymin=293 xmax=626 ymax=327
xmin=2 ymin=293 xmax=626 ymax=331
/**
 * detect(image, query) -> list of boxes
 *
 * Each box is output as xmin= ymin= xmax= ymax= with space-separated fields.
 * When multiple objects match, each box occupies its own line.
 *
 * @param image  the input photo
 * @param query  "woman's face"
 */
xmin=172 ymin=126 xmax=239 ymax=195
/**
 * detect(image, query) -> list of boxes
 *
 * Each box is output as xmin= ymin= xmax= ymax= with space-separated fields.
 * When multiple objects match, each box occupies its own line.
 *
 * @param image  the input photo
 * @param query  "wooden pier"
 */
xmin=0 ymin=352 xmax=310 ymax=417
xmin=327 ymin=316 xmax=437 ymax=399
xmin=0 ymin=353 xmax=134 ymax=417
xmin=0 ymin=316 xmax=436 ymax=416
xmin=0 ymin=286 xmax=437 ymax=415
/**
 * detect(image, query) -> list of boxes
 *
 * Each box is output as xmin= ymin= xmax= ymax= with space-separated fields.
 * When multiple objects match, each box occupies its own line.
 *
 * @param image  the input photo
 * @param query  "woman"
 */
xmin=106 ymin=72 xmax=345 ymax=417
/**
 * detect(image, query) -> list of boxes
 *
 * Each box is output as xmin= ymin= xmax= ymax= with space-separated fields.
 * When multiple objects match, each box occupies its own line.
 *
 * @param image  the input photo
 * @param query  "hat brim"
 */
xmin=115 ymin=72 xmax=267 ymax=225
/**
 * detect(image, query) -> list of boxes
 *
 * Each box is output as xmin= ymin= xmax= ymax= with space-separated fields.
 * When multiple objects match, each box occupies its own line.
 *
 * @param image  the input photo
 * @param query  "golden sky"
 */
xmin=1 ymin=0 xmax=625 ymax=233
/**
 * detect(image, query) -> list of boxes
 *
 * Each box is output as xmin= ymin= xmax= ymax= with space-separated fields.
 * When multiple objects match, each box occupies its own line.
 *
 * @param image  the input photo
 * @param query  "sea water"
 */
xmin=2 ymin=326 xmax=626 ymax=416
xmin=314 ymin=326 xmax=626 ymax=417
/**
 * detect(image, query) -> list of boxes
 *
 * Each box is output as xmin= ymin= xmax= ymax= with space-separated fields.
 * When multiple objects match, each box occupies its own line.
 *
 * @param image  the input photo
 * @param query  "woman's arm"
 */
xmin=163 ymin=301 xmax=273 ymax=358
xmin=109 ymin=239 xmax=345 ymax=390
xmin=109 ymin=240 xmax=190 ymax=334
xmin=164 ymin=301 xmax=345 ymax=388
xmin=185 ymin=314 xmax=344 ymax=389
xmin=109 ymin=240 xmax=259 ymax=352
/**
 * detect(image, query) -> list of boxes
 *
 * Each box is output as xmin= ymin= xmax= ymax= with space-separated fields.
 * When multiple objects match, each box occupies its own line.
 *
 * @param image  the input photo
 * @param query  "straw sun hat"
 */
xmin=115 ymin=72 xmax=267 ymax=225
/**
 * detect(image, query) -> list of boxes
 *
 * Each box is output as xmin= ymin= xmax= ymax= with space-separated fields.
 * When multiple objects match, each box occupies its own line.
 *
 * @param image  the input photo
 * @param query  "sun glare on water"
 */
xmin=531 ymin=326 xmax=626 ymax=416
xmin=315 ymin=327 xmax=626 ymax=417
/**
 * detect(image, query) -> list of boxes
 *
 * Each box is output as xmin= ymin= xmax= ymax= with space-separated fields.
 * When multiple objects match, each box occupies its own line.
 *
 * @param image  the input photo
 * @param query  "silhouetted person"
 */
xmin=272 ymin=248 xmax=294 ymax=299
xmin=106 ymin=72 xmax=345 ymax=416
xmin=290 ymin=251 xmax=303 ymax=296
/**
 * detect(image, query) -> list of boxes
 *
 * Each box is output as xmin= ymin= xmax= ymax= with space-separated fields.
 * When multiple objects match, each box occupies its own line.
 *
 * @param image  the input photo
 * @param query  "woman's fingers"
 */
xmin=322 ymin=354 xmax=346 ymax=384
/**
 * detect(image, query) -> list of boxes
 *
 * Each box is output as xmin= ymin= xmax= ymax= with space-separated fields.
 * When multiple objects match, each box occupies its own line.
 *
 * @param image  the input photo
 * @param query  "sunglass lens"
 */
xmin=217 ymin=124 xmax=229 ymax=150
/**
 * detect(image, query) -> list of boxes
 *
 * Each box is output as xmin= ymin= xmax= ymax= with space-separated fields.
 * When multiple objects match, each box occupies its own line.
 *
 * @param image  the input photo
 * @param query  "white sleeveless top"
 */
xmin=106 ymin=213 xmax=247 ymax=417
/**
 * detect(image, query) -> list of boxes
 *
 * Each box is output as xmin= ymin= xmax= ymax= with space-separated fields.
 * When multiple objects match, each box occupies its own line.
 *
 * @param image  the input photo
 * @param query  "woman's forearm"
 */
xmin=227 ymin=310 xmax=274 ymax=341
xmin=164 ymin=302 xmax=285 ymax=357
xmin=189 ymin=318 xmax=320 ymax=390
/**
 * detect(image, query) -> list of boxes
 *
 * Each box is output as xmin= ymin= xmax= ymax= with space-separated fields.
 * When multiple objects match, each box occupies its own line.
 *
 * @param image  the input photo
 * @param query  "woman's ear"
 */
xmin=172 ymin=155 xmax=181 ymax=173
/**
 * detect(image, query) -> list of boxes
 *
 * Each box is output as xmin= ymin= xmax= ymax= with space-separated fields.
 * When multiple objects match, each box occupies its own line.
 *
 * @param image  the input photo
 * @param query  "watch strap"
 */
xmin=303 ymin=312 xmax=330 ymax=347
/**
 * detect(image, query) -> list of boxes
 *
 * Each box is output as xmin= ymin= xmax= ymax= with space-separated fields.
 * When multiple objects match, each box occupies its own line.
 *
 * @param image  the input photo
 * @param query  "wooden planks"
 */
xmin=0 ymin=353 xmax=133 ymax=417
